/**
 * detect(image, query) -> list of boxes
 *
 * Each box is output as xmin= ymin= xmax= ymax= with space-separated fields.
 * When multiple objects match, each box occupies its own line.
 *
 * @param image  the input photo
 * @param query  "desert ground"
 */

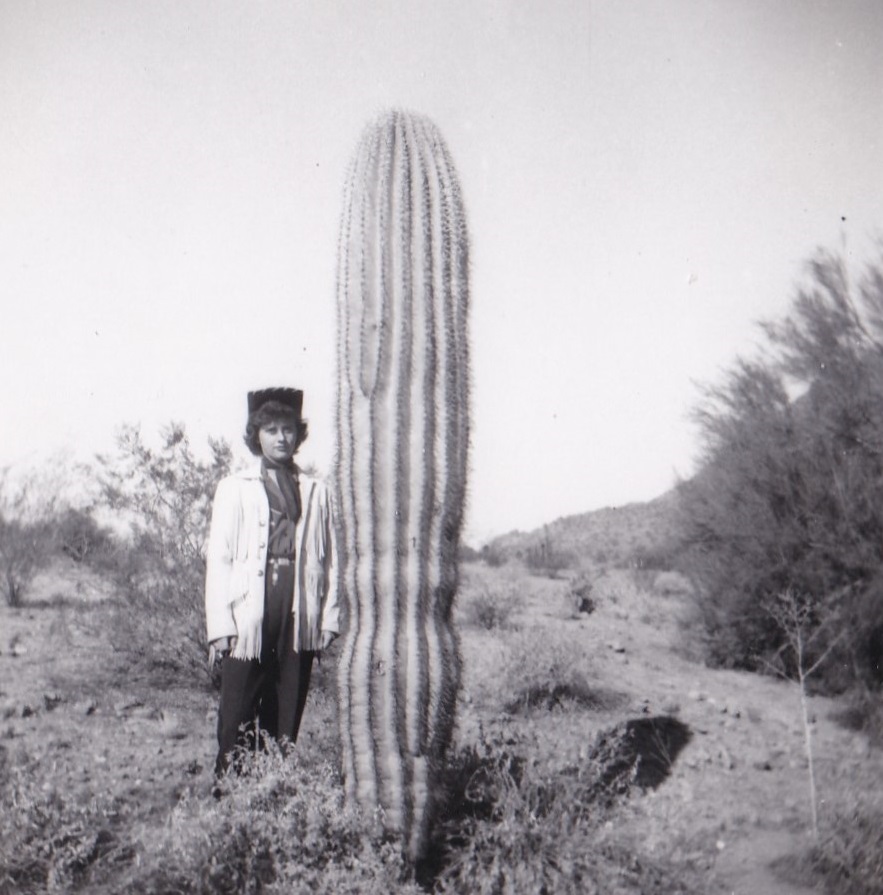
xmin=1 ymin=554 xmax=880 ymax=893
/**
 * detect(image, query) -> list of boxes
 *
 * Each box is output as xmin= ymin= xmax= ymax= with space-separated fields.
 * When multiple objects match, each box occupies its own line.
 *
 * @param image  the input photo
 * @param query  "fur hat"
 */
xmin=247 ymin=387 xmax=303 ymax=417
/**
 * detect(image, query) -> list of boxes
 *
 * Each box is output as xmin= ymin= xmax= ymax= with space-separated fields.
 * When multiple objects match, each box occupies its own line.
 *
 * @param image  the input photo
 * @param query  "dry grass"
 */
xmin=2 ymin=556 xmax=882 ymax=894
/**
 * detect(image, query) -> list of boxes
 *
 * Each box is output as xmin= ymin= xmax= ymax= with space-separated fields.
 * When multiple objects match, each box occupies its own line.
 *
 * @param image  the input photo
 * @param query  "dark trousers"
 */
xmin=215 ymin=562 xmax=315 ymax=776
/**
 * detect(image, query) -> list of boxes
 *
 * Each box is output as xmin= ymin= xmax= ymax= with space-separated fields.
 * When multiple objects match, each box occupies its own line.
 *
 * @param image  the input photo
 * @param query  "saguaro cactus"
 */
xmin=334 ymin=109 xmax=469 ymax=859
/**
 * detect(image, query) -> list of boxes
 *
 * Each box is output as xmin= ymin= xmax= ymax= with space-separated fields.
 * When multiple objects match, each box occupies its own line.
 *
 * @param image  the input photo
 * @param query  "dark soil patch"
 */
xmin=591 ymin=715 xmax=692 ymax=792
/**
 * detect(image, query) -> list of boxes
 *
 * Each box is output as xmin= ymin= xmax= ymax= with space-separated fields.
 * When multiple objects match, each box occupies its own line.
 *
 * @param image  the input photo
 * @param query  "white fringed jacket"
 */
xmin=204 ymin=462 xmax=340 ymax=660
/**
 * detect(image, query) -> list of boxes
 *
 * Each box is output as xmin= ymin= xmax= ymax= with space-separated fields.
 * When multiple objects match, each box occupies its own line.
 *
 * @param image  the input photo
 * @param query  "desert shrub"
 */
xmin=459 ymin=543 xmax=481 ymax=563
xmin=652 ymin=570 xmax=694 ymax=598
xmin=120 ymin=744 xmax=421 ymax=895
xmin=830 ymin=689 xmax=883 ymax=749
xmin=0 ymin=469 xmax=61 ymax=607
xmin=500 ymin=631 xmax=623 ymax=714
xmin=54 ymin=506 xmax=116 ymax=565
xmin=568 ymin=572 xmax=596 ymax=615
xmin=96 ymin=423 xmax=232 ymax=686
xmin=803 ymin=802 xmax=883 ymax=895
xmin=678 ymin=249 xmax=883 ymax=691
xmin=0 ymin=763 xmax=133 ymax=894
xmin=0 ymin=518 xmax=47 ymax=608
xmin=479 ymin=542 xmax=507 ymax=568
xmin=462 ymin=584 xmax=522 ymax=630
xmin=433 ymin=729 xmax=699 ymax=895
xmin=0 ymin=740 xmax=421 ymax=895
xmin=631 ymin=543 xmax=677 ymax=572
xmin=524 ymin=529 xmax=573 ymax=578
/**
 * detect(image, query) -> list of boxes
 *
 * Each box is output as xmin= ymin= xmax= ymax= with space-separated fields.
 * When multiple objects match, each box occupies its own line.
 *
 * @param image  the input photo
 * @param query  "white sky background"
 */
xmin=1 ymin=0 xmax=881 ymax=544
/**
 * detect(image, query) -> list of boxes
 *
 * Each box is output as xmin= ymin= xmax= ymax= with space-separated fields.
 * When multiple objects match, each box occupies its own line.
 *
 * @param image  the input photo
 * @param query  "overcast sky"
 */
xmin=2 ymin=0 xmax=881 ymax=543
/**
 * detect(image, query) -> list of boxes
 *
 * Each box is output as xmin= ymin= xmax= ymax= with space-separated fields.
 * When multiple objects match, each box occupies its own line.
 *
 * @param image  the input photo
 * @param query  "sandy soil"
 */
xmin=457 ymin=564 xmax=882 ymax=894
xmin=1 ymin=559 xmax=879 ymax=893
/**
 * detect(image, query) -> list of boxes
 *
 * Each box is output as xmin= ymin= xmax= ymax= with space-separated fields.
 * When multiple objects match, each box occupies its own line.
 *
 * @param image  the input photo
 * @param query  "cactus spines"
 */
xmin=334 ymin=110 xmax=469 ymax=858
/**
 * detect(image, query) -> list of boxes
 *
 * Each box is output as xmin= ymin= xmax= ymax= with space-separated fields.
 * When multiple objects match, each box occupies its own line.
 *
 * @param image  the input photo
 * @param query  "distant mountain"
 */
xmin=485 ymin=488 xmax=680 ymax=570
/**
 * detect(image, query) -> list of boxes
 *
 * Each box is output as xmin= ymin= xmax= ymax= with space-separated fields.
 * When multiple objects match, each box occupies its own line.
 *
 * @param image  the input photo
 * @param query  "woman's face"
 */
xmin=258 ymin=420 xmax=298 ymax=464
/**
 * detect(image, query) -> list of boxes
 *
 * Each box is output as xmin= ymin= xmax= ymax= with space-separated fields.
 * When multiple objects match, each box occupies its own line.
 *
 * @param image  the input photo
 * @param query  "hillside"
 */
xmin=487 ymin=488 xmax=680 ymax=569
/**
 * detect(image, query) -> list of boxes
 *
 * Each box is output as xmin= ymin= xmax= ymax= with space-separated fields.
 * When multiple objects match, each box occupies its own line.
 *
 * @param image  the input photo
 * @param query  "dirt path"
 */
xmin=712 ymin=829 xmax=819 ymax=895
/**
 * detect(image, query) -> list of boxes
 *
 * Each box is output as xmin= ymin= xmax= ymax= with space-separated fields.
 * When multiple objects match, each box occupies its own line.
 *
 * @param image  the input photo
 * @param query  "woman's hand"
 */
xmin=208 ymin=636 xmax=238 ymax=667
xmin=319 ymin=630 xmax=337 ymax=651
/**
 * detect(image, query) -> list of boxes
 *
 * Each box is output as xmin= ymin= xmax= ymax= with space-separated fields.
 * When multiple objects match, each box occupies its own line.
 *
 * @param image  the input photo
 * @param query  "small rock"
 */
xmin=687 ymin=690 xmax=703 ymax=702
xmin=853 ymin=738 xmax=871 ymax=758
xmin=20 ymin=705 xmax=35 ymax=718
xmin=660 ymin=697 xmax=681 ymax=714
xmin=718 ymin=746 xmax=736 ymax=770
xmin=43 ymin=693 xmax=63 ymax=712
xmin=159 ymin=710 xmax=186 ymax=739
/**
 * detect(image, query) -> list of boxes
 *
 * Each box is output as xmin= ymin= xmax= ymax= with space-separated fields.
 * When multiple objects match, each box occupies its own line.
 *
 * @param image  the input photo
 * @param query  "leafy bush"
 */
xmin=678 ymin=249 xmax=883 ymax=690
xmin=96 ymin=423 xmax=232 ymax=685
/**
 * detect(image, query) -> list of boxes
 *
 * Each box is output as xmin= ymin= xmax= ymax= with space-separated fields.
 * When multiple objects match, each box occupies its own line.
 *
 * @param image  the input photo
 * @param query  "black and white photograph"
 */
xmin=2 ymin=2 xmax=882 ymax=892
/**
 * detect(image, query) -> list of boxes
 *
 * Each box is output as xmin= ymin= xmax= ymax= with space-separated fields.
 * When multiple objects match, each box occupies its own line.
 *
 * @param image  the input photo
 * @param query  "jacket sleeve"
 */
xmin=319 ymin=483 xmax=341 ymax=636
xmin=204 ymin=477 xmax=239 ymax=643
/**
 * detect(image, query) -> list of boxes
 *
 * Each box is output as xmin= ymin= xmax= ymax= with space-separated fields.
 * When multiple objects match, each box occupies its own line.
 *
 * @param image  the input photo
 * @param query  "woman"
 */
xmin=205 ymin=387 xmax=339 ymax=777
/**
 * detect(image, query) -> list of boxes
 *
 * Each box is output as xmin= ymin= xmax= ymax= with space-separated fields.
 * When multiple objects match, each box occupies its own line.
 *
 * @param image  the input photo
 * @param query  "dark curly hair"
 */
xmin=243 ymin=400 xmax=309 ymax=457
